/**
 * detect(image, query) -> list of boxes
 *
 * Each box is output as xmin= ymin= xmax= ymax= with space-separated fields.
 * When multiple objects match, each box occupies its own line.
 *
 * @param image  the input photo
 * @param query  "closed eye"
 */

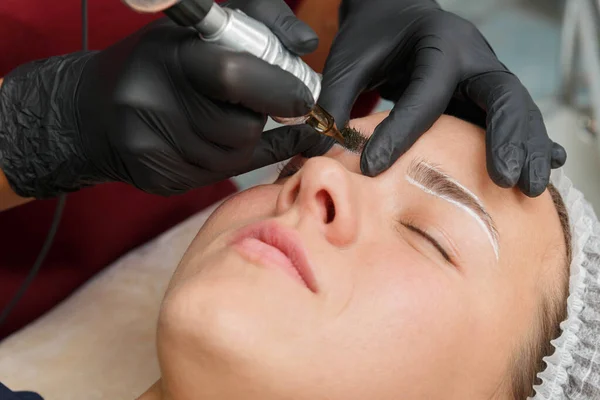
xmin=401 ymin=222 xmax=452 ymax=262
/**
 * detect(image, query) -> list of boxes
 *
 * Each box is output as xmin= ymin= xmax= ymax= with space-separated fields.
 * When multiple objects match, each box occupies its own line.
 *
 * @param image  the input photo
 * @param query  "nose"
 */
xmin=276 ymin=157 xmax=358 ymax=247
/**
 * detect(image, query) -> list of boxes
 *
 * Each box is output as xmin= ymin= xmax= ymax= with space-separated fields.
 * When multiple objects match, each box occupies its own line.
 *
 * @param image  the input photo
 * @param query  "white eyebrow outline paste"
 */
xmin=405 ymin=173 xmax=500 ymax=261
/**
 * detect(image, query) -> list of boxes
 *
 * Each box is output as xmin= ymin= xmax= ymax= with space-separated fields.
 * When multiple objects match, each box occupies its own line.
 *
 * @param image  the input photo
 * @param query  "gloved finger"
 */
xmin=184 ymin=99 xmax=267 ymax=150
xmin=518 ymin=152 xmax=551 ymax=198
xmin=142 ymin=16 xmax=177 ymax=30
xmin=122 ymin=104 xmax=262 ymax=174
xmin=113 ymin=110 xmax=234 ymax=192
xmin=165 ymin=161 xmax=232 ymax=193
xmin=249 ymin=124 xmax=321 ymax=170
xmin=146 ymin=164 xmax=231 ymax=196
xmin=224 ymin=0 xmax=318 ymax=55
xmin=516 ymin=109 xmax=553 ymax=197
xmin=551 ymin=141 xmax=567 ymax=168
xmin=317 ymin=25 xmax=380 ymax=129
xmin=461 ymin=71 xmax=529 ymax=188
xmin=119 ymin=146 xmax=208 ymax=196
xmin=444 ymin=97 xmax=487 ymax=129
xmin=180 ymin=40 xmax=314 ymax=117
xmin=360 ymin=43 xmax=458 ymax=177
xmin=301 ymin=134 xmax=336 ymax=158
xmin=518 ymin=138 xmax=552 ymax=198
xmin=180 ymin=117 xmax=265 ymax=173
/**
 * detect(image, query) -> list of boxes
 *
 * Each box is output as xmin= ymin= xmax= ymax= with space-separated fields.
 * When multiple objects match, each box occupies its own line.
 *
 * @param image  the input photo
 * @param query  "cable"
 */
xmin=0 ymin=196 xmax=67 ymax=326
xmin=82 ymin=0 xmax=88 ymax=51
xmin=0 ymin=0 xmax=88 ymax=327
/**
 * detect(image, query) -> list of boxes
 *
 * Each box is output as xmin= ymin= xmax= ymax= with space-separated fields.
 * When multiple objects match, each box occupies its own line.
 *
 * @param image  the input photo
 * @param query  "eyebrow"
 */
xmin=405 ymin=159 xmax=500 ymax=260
xmin=339 ymin=126 xmax=368 ymax=154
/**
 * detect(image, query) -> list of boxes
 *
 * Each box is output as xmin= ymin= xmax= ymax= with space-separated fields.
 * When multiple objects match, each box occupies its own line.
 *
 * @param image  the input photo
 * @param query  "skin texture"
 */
xmin=144 ymin=112 xmax=566 ymax=400
xmin=0 ymin=78 xmax=32 ymax=211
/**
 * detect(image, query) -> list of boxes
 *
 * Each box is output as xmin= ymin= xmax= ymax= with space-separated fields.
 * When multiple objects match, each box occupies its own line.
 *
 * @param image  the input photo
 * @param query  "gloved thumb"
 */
xmin=223 ymin=0 xmax=319 ymax=55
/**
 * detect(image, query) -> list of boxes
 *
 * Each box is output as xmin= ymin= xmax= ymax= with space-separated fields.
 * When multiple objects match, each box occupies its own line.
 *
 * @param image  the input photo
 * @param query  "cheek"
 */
xmin=171 ymin=185 xmax=280 ymax=283
xmin=196 ymin=185 xmax=280 ymax=244
xmin=323 ymin=242 xmax=474 ymax=384
xmin=354 ymin=247 xmax=469 ymax=338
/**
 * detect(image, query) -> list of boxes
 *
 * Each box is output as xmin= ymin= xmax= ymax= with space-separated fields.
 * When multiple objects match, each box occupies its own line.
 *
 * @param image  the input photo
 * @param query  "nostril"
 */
xmin=290 ymin=183 xmax=300 ymax=205
xmin=316 ymin=190 xmax=336 ymax=224
xmin=326 ymin=198 xmax=336 ymax=223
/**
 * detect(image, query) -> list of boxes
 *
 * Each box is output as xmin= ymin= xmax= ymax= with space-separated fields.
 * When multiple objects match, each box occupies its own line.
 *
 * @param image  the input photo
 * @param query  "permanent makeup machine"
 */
xmin=121 ymin=0 xmax=347 ymax=145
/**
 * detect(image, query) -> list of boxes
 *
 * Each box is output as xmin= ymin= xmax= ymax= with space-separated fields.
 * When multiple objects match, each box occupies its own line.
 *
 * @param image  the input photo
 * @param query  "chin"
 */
xmin=160 ymin=244 xmax=318 ymax=365
xmin=157 ymin=255 xmax=312 ymax=400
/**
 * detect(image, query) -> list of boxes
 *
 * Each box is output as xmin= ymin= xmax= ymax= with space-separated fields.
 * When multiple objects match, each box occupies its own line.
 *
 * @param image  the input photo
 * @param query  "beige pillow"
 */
xmin=0 ymin=200 xmax=224 ymax=400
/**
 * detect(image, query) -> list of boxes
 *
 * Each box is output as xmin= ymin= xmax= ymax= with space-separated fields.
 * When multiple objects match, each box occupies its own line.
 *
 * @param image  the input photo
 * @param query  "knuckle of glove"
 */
xmin=432 ymin=12 xmax=479 ymax=39
xmin=112 ymin=130 xmax=166 ymax=163
xmin=215 ymin=113 xmax=266 ymax=149
xmin=139 ymin=177 xmax=177 ymax=196
xmin=429 ymin=13 xmax=485 ymax=56
xmin=213 ymin=52 xmax=248 ymax=100
xmin=236 ymin=123 xmax=265 ymax=148
xmin=113 ymin=134 xmax=144 ymax=159
xmin=454 ymin=17 xmax=480 ymax=39
xmin=489 ymin=81 xmax=529 ymax=116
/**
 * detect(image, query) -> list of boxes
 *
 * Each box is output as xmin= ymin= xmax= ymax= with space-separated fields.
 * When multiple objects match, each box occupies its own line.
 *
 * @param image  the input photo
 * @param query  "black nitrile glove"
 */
xmin=0 ymin=0 xmax=320 ymax=198
xmin=310 ymin=0 xmax=566 ymax=197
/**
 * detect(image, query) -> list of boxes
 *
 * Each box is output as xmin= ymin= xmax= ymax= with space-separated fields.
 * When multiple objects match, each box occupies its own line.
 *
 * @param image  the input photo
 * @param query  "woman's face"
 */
xmin=157 ymin=113 xmax=565 ymax=400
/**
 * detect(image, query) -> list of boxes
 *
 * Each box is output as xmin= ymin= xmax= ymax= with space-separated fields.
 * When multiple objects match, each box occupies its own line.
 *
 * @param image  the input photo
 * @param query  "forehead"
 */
xmin=328 ymin=114 xmax=489 ymax=179
xmin=327 ymin=113 xmax=563 ymax=267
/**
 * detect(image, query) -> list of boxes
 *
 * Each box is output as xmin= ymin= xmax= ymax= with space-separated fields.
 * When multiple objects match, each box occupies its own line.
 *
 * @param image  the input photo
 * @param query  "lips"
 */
xmin=230 ymin=221 xmax=318 ymax=293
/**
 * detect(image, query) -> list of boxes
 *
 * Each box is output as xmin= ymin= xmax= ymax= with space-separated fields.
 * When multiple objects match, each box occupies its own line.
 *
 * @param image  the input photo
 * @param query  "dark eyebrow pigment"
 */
xmin=340 ymin=126 xmax=368 ymax=153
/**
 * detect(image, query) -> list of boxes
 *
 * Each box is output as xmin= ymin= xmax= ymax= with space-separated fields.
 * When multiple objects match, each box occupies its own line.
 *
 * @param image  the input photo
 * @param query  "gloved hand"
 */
xmin=0 ymin=0 xmax=319 ymax=198
xmin=311 ymin=0 xmax=566 ymax=197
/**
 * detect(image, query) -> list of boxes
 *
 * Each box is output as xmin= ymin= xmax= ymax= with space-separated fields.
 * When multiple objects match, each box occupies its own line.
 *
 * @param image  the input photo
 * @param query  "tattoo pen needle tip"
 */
xmin=328 ymin=125 xmax=345 ymax=145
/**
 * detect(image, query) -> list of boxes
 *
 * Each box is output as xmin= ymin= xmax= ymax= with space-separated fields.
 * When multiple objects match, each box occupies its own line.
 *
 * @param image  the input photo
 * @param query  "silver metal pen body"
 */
xmin=196 ymin=3 xmax=322 ymax=125
xmin=122 ymin=0 xmax=344 ymax=142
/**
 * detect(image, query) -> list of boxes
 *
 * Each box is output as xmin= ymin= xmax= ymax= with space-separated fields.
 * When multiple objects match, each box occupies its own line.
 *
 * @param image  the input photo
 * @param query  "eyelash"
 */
xmin=400 ymin=220 xmax=452 ymax=262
